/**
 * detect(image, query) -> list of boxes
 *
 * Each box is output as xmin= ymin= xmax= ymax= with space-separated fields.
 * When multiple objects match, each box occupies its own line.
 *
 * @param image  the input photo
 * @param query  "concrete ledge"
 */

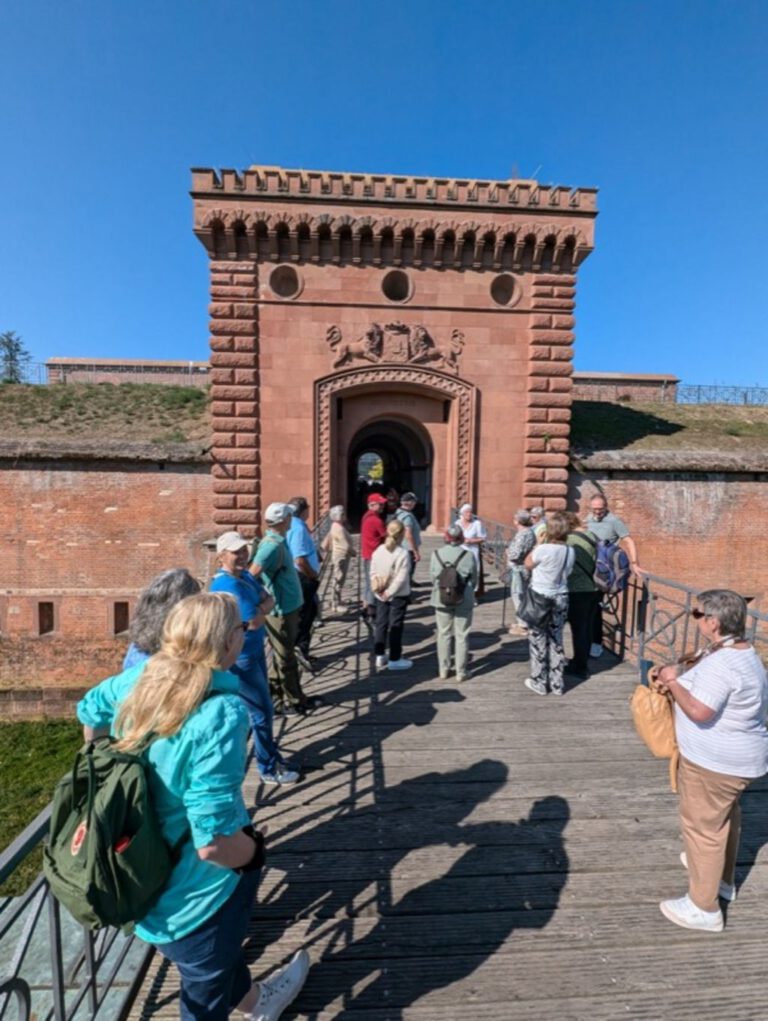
xmin=571 ymin=448 xmax=768 ymax=473
xmin=0 ymin=438 xmax=208 ymax=465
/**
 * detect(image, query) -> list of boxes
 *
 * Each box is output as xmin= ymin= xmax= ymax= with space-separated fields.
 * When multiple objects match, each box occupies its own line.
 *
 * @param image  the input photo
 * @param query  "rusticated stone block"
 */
xmin=553 ymin=316 xmax=575 ymax=329
xmin=235 ymin=433 xmax=259 ymax=448
xmin=530 ymin=346 xmax=552 ymax=361
xmin=213 ymin=494 xmax=237 ymax=510
xmin=212 ymin=432 xmax=236 ymax=447
xmin=215 ymin=385 xmax=259 ymax=401
xmin=532 ymin=286 xmax=554 ymax=298
xmin=550 ymin=347 xmax=575 ymax=361
xmin=234 ymin=369 xmax=259 ymax=385
xmin=525 ymin=452 xmax=569 ymax=468
xmin=529 ymin=392 xmax=571 ymax=408
xmin=210 ymin=285 xmax=257 ymax=299
xmin=237 ymin=464 xmax=260 ymax=479
xmin=236 ymin=494 xmax=259 ymax=510
xmin=213 ymin=509 xmax=253 ymax=527
xmin=211 ymin=402 xmax=235 ymax=417
xmin=210 ymin=336 xmax=235 ymax=353
xmin=236 ymin=401 xmax=258 ymax=416
xmin=526 ymin=408 xmax=548 ymax=422
xmin=524 ymin=468 xmax=545 ymax=482
xmin=523 ymin=482 xmax=567 ymax=498
xmin=212 ymin=463 xmax=235 ymax=479
xmin=548 ymin=377 xmax=573 ymax=393
xmin=545 ymin=468 xmax=570 ymax=482
xmin=526 ymin=423 xmax=570 ymax=440
xmin=548 ymin=438 xmax=570 ymax=452
xmin=554 ymin=289 xmax=576 ymax=300
xmin=235 ymin=337 xmax=257 ymax=352
xmin=533 ymin=298 xmax=574 ymax=311
xmin=209 ymin=303 xmax=233 ymax=318
xmin=531 ymin=314 xmax=553 ymax=328
xmin=209 ymin=368 xmax=234 ymax=385
xmin=210 ymin=319 xmax=257 ymax=337
xmin=527 ymin=377 xmax=550 ymax=392
xmin=234 ymin=303 xmax=257 ymax=317
xmin=209 ymin=352 xmax=257 ymax=369
xmin=543 ymin=496 xmax=567 ymax=511
xmin=214 ymin=479 xmax=258 ymax=495
xmin=213 ymin=447 xmax=259 ymax=464
xmin=547 ymin=408 xmax=572 ymax=423
xmin=530 ymin=361 xmax=572 ymax=378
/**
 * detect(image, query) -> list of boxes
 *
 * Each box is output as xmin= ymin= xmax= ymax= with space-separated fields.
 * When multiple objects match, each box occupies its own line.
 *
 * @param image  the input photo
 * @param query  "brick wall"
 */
xmin=570 ymin=470 xmax=768 ymax=596
xmin=46 ymin=360 xmax=210 ymax=387
xmin=572 ymin=373 xmax=678 ymax=403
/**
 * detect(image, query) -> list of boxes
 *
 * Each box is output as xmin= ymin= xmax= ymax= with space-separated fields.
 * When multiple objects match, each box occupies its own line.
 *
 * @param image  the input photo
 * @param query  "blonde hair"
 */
xmin=384 ymin=519 xmax=405 ymax=552
xmin=115 ymin=592 xmax=240 ymax=751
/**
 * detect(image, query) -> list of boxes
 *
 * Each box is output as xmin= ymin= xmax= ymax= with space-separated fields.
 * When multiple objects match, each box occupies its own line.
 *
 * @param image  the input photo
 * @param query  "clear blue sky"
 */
xmin=2 ymin=0 xmax=766 ymax=385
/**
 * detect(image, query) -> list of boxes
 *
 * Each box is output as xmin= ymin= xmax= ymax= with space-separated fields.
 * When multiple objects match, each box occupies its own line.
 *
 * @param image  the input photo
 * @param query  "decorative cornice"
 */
xmin=191 ymin=165 xmax=598 ymax=214
xmin=194 ymin=207 xmax=592 ymax=270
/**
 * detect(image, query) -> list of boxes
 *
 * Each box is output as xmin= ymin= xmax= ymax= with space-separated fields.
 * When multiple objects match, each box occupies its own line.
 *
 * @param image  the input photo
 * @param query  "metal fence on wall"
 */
xmin=676 ymin=384 xmax=768 ymax=406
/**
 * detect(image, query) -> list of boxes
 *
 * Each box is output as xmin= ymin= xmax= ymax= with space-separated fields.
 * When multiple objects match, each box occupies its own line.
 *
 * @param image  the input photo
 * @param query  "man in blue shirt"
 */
xmin=210 ymin=531 xmax=299 ymax=785
xmin=286 ymin=496 xmax=321 ymax=667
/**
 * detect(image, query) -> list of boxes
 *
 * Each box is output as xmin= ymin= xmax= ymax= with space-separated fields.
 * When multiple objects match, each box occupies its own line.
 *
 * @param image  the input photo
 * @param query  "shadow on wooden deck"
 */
xmin=131 ymin=541 xmax=768 ymax=1021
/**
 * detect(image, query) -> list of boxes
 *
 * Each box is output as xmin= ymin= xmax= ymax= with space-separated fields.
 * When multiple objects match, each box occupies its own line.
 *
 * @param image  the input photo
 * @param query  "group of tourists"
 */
xmin=65 ymin=487 xmax=768 ymax=1020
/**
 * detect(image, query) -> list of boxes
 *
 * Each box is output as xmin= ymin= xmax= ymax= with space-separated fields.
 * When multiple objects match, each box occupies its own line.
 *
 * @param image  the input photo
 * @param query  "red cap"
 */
xmin=367 ymin=493 xmax=387 ymax=505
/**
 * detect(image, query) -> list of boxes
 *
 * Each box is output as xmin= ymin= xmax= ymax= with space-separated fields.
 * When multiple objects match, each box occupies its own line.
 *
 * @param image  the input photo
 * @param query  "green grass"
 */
xmin=0 ymin=382 xmax=210 ymax=443
xmin=0 ymin=720 xmax=83 ymax=895
xmin=571 ymin=400 xmax=768 ymax=453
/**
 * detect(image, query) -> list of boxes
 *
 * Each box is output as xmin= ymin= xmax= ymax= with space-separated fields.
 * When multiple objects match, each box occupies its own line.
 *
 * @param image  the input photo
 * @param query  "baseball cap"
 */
xmin=367 ymin=493 xmax=387 ymax=505
xmin=264 ymin=502 xmax=293 ymax=524
xmin=401 ymin=492 xmax=417 ymax=503
xmin=216 ymin=531 xmax=249 ymax=554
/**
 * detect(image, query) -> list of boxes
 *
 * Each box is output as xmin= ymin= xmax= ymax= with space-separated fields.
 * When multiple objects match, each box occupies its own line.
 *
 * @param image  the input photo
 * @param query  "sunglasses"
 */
xmin=691 ymin=609 xmax=708 ymax=619
xmin=239 ymin=622 xmax=249 ymax=632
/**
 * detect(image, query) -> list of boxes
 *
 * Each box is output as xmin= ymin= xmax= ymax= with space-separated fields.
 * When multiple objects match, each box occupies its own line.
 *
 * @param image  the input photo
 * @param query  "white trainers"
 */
xmin=375 ymin=655 xmax=388 ymax=670
xmin=262 ymin=764 xmax=300 ymax=785
xmin=387 ymin=658 xmax=413 ymax=671
xmin=248 ymin=948 xmax=310 ymax=1020
xmin=589 ymin=643 xmax=604 ymax=658
xmin=524 ymin=677 xmax=547 ymax=696
xmin=679 ymin=850 xmax=736 ymax=901
xmin=659 ymin=894 xmax=724 ymax=932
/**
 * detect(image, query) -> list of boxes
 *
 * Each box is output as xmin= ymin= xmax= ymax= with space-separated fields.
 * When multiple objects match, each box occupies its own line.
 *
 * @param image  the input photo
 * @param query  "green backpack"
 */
xmin=43 ymin=737 xmax=182 ymax=930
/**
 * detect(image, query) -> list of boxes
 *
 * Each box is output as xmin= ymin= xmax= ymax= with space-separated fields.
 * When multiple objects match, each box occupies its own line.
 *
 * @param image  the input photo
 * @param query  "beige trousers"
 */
xmin=678 ymin=755 xmax=751 ymax=912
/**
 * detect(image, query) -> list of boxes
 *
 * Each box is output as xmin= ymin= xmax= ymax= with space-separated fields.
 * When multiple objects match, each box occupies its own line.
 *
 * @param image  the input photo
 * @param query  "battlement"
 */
xmin=191 ymin=164 xmax=598 ymax=214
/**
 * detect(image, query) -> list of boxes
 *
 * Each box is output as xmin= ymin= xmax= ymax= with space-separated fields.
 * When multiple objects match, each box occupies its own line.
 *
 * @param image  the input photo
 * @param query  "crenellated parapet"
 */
xmin=192 ymin=164 xmax=596 ymax=271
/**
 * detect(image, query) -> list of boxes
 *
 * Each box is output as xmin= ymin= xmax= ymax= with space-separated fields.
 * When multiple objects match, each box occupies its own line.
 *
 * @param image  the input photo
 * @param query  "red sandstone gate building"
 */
xmin=191 ymin=165 xmax=597 ymax=532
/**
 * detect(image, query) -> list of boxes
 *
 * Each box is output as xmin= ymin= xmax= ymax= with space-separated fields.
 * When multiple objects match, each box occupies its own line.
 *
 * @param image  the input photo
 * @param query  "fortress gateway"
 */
xmin=191 ymin=165 xmax=597 ymax=532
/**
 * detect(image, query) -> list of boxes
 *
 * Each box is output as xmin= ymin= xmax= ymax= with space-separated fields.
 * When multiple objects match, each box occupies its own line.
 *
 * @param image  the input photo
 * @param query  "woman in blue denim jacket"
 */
xmin=76 ymin=592 xmax=309 ymax=1021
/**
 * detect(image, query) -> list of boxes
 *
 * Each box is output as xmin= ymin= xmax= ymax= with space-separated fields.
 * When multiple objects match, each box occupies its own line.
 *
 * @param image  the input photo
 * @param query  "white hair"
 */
xmin=329 ymin=505 xmax=345 ymax=522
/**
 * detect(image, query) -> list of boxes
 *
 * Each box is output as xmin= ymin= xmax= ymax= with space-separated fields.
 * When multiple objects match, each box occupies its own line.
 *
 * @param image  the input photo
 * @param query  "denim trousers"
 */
xmin=158 ymin=869 xmax=260 ymax=1021
xmin=230 ymin=643 xmax=279 ymax=776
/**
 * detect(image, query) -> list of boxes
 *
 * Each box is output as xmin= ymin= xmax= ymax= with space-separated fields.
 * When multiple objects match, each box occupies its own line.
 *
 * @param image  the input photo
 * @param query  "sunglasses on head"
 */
xmin=691 ymin=609 xmax=708 ymax=619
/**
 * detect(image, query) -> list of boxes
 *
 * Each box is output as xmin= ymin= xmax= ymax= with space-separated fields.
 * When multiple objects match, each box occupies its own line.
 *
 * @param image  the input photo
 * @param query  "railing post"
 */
xmin=47 ymin=896 xmax=67 ymax=1021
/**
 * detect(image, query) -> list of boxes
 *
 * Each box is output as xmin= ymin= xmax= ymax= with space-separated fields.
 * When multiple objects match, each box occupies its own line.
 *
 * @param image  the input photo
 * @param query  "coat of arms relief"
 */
xmin=325 ymin=322 xmax=464 ymax=375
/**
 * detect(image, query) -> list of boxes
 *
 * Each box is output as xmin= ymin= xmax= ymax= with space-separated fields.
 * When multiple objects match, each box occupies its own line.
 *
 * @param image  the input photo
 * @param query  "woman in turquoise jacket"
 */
xmin=76 ymin=592 xmax=309 ymax=1021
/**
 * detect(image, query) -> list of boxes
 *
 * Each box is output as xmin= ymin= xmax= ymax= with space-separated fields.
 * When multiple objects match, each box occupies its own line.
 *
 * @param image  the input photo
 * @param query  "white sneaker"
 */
xmin=387 ymin=658 xmax=413 ymax=671
xmin=589 ymin=643 xmax=604 ymax=658
xmin=375 ymin=655 xmax=388 ymax=670
xmin=659 ymin=894 xmax=723 ymax=932
xmin=524 ymin=677 xmax=547 ymax=696
xmin=262 ymin=763 xmax=300 ymax=785
xmin=679 ymin=851 xmax=736 ymax=901
xmin=248 ymin=948 xmax=310 ymax=1021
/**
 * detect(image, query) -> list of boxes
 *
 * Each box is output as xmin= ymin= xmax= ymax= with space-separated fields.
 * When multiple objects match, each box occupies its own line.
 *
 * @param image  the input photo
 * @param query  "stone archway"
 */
xmin=314 ymin=366 xmax=476 ymax=529
xmin=347 ymin=418 xmax=434 ymax=528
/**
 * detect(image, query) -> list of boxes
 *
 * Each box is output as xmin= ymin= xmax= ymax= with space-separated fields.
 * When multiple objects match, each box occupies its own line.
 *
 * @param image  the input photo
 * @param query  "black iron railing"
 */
xmin=0 ymin=806 xmax=153 ymax=1021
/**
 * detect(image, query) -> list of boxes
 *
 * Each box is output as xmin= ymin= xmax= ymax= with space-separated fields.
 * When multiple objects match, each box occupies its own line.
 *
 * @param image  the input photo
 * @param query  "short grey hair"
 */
xmin=530 ymin=506 xmax=545 ymax=520
xmin=697 ymin=589 xmax=747 ymax=638
xmin=445 ymin=524 xmax=465 ymax=544
xmin=515 ymin=509 xmax=533 ymax=526
xmin=329 ymin=504 xmax=345 ymax=522
xmin=128 ymin=568 xmax=201 ymax=655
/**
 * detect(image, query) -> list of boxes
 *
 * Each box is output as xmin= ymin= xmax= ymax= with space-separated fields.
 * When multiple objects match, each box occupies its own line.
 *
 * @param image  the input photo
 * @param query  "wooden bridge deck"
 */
xmin=131 ymin=543 xmax=768 ymax=1020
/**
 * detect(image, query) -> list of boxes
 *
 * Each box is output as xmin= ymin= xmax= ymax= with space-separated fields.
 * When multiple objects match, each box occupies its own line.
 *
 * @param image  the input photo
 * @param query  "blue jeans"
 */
xmin=158 ymin=870 xmax=260 ymax=1020
xmin=231 ymin=640 xmax=280 ymax=776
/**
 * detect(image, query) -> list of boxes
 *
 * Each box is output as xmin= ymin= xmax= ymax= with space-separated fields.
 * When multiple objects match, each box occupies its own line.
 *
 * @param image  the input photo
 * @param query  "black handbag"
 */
xmin=518 ymin=586 xmax=554 ymax=628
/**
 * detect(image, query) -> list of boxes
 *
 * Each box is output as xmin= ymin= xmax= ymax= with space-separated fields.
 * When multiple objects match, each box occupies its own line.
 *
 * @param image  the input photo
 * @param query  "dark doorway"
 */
xmin=347 ymin=419 xmax=432 ymax=529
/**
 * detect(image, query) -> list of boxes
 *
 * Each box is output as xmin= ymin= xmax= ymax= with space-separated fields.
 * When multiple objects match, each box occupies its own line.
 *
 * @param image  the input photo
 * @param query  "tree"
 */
xmin=0 ymin=331 xmax=32 ymax=383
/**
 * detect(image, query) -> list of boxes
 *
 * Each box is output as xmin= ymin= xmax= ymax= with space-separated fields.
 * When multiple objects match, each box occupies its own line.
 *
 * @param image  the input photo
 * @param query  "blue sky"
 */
xmin=2 ymin=0 xmax=766 ymax=385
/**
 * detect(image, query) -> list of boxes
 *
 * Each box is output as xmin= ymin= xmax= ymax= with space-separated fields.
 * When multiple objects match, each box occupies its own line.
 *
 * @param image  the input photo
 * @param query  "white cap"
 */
xmin=264 ymin=502 xmax=293 ymax=525
xmin=216 ymin=531 xmax=248 ymax=554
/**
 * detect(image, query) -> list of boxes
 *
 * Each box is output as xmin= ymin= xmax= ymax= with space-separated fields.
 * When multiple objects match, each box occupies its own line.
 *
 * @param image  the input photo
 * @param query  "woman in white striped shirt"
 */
xmin=654 ymin=590 xmax=768 ymax=933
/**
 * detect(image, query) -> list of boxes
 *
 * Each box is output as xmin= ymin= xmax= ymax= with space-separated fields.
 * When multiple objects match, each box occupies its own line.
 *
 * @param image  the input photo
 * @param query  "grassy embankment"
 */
xmin=0 ymin=720 xmax=83 ymax=895
xmin=0 ymin=382 xmax=209 ymax=443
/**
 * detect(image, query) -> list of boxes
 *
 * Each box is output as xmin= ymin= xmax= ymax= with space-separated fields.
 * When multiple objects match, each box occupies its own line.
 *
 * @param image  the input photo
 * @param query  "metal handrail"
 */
xmin=0 ymin=805 xmax=154 ymax=1021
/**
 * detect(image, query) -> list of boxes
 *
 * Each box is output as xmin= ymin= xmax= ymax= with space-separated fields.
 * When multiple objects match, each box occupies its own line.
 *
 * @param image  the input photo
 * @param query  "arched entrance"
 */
xmin=347 ymin=419 xmax=433 ymax=528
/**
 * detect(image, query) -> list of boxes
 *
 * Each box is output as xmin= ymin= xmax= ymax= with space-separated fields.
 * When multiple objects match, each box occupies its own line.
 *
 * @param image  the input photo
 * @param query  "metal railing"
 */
xmin=0 ymin=807 xmax=153 ymax=1021
xmin=677 ymin=384 xmax=768 ymax=406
